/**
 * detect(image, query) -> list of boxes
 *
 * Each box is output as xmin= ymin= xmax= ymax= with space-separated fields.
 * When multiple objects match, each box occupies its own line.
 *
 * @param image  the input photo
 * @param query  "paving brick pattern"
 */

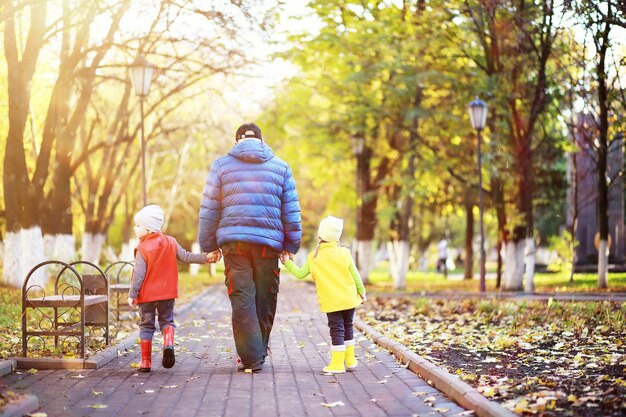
xmin=1 ymin=276 xmax=468 ymax=417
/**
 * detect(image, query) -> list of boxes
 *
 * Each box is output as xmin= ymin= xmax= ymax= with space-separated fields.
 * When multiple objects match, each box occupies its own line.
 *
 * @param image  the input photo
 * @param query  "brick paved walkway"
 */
xmin=1 ymin=276 xmax=468 ymax=417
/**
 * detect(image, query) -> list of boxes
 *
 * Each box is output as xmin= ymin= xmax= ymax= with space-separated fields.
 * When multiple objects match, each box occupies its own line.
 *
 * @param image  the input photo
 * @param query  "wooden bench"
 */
xmin=104 ymin=261 xmax=134 ymax=321
xmin=22 ymin=260 xmax=109 ymax=359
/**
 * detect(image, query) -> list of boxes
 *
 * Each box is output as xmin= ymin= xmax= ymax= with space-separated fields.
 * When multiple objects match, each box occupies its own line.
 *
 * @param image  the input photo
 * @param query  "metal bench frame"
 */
xmin=104 ymin=261 xmax=134 ymax=321
xmin=21 ymin=260 xmax=110 ymax=358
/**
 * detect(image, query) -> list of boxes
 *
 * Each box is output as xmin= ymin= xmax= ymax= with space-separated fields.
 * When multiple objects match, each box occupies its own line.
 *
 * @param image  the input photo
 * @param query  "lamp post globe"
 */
xmin=469 ymin=97 xmax=487 ymax=130
xmin=130 ymin=57 xmax=154 ymax=97
xmin=468 ymin=96 xmax=488 ymax=292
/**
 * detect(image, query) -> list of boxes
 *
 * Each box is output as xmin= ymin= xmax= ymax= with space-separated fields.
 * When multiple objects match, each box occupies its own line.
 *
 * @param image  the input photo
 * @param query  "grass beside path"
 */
xmin=0 ymin=268 xmax=223 ymax=360
xmin=367 ymin=269 xmax=626 ymax=293
xmin=360 ymin=296 xmax=626 ymax=416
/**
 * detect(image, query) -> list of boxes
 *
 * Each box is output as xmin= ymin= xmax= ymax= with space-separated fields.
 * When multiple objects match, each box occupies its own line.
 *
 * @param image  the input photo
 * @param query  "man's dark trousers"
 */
xmin=222 ymin=242 xmax=280 ymax=367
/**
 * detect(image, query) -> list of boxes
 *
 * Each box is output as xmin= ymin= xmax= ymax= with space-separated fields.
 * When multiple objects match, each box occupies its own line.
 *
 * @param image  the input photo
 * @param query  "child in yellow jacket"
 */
xmin=282 ymin=215 xmax=366 ymax=373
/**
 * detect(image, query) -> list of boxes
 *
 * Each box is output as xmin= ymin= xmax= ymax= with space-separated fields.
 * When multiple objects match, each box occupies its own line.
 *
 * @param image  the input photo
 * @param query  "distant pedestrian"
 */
xmin=128 ymin=204 xmax=213 ymax=373
xmin=282 ymin=215 xmax=366 ymax=374
xmin=436 ymin=238 xmax=449 ymax=274
xmin=198 ymin=122 xmax=302 ymax=373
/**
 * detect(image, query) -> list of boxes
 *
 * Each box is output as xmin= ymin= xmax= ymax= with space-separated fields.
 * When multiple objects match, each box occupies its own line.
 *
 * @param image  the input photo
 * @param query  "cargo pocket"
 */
xmin=261 ymin=246 xmax=280 ymax=259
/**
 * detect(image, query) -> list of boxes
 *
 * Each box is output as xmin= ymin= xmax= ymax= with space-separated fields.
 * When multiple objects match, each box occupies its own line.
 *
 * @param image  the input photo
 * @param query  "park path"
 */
xmin=1 ymin=275 xmax=469 ymax=417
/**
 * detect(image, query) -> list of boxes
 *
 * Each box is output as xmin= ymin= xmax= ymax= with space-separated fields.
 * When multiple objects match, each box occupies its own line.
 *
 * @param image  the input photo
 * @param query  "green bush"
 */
xmin=547 ymin=230 xmax=578 ymax=273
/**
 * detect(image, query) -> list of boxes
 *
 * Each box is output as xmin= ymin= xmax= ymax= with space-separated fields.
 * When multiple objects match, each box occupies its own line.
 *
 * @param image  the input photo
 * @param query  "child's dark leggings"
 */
xmin=138 ymin=299 xmax=175 ymax=341
xmin=326 ymin=308 xmax=355 ymax=346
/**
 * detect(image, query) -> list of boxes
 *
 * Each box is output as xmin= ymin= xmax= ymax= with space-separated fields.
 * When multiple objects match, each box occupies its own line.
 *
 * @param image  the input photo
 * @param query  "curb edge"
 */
xmin=355 ymin=317 xmax=518 ymax=417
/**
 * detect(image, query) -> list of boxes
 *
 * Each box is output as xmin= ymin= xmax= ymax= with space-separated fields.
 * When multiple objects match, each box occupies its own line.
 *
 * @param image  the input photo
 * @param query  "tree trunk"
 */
xmin=492 ymin=177 xmax=506 ymax=288
xmin=388 ymin=240 xmax=409 ymax=290
xmin=81 ymin=232 xmax=106 ymax=264
xmin=190 ymin=242 xmax=201 ymax=276
xmin=464 ymin=190 xmax=474 ymax=279
xmin=42 ymin=1 xmax=127 ymax=249
xmin=3 ymin=227 xmax=46 ymax=287
xmin=596 ymin=11 xmax=611 ymax=289
xmin=518 ymin=146 xmax=535 ymax=291
xmin=524 ymin=237 xmax=535 ymax=293
xmin=43 ymin=234 xmax=75 ymax=262
xmin=502 ymin=239 xmax=525 ymax=291
xmin=356 ymin=145 xmax=377 ymax=284
xmin=2 ymin=2 xmax=48 ymax=287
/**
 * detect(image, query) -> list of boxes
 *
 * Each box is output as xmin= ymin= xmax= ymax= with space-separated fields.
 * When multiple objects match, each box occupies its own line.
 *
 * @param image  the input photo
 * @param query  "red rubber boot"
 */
xmin=162 ymin=326 xmax=175 ymax=369
xmin=139 ymin=340 xmax=152 ymax=372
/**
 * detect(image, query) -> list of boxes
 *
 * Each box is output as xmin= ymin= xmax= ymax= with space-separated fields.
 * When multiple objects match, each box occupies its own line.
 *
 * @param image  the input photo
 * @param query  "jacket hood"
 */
xmin=228 ymin=139 xmax=274 ymax=163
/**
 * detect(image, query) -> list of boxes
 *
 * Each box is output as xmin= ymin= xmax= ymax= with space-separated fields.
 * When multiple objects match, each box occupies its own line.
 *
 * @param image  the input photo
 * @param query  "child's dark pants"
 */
xmin=138 ymin=299 xmax=175 ymax=341
xmin=326 ymin=308 xmax=355 ymax=346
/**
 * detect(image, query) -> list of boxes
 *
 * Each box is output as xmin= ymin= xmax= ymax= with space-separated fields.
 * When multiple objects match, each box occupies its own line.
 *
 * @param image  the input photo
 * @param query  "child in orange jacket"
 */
xmin=128 ymin=205 xmax=214 ymax=372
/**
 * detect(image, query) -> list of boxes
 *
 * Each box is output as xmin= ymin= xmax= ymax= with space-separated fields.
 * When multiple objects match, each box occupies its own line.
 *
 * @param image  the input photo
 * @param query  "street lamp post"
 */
xmin=468 ymin=97 xmax=488 ymax=292
xmin=129 ymin=57 xmax=154 ymax=206
xmin=352 ymin=135 xmax=365 ymax=269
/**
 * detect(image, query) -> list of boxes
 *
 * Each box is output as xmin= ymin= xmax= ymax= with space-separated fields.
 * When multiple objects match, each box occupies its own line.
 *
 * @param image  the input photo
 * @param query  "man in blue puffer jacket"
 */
xmin=198 ymin=122 xmax=302 ymax=372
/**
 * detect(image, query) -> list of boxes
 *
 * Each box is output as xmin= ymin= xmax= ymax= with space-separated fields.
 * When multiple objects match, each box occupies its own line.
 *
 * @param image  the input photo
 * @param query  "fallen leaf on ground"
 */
xmin=87 ymin=404 xmax=108 ymax=409
xmin=321 ymin=401 xmax=345 ymax=407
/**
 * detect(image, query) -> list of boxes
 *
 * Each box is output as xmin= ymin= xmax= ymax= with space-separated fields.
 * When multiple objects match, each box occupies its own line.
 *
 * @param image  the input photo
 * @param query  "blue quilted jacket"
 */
xmin=198 ymin=140 xmax=302 ymax=254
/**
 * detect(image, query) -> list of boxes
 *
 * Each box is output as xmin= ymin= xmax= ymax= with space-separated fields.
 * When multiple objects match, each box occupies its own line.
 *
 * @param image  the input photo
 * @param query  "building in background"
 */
xmin=567 ymin=114 xmax=624 ymax=267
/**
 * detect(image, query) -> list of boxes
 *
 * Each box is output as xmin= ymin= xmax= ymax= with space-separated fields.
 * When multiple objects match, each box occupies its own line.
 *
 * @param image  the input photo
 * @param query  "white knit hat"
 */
xmin=134 ymin=204 xmax=164 ymax=232
xmin=318 ymin=215 xmax=343 ymax=242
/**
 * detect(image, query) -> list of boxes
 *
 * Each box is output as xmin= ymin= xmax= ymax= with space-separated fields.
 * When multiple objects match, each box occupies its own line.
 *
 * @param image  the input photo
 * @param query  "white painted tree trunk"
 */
xmin=598 ymin=239 xmax=609 ymax=289
xmin=120 ymin=238 xmax=138 ymax=262
xmin=3 ymin=227 xmax=46 ymax=288
xmin=524 ymin=238 xmax=535 ymax=293
xmin=502 ymin=240 xmax=525 ymax=291
xmin=356 ymin=239 xmax=372 ymax=283
xmin=190 ymin=242 xmax=201 ymax=276
xmin=43 ymin=234 xmax=75 ymax=262
xmin=387 ymin=240 xmax=409 ymax=290
xmin=81 ymin=233 xmax=106 ymax=264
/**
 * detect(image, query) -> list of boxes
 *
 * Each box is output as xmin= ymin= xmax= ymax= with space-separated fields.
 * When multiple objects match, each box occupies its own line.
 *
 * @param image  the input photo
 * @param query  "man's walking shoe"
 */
xmin=162 ymin=326 xmax=175 ymax=369
xmin=323 ymin=344 xmax=346 ymax=374
xmin=236 ymin=357 xmax=263 ymax=373
xmin=345 ymin=339 xmax=358 ymax=370
xmin=139 ymin=339 xmax=152 ymax=372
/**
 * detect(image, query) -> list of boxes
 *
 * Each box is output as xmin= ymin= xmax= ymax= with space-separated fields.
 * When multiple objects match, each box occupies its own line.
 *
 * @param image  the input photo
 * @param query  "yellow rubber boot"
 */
xmin=345 ymin=339 xmax=358 ymax=370
xmin=323 ymin=345 xmax=346 ymax=373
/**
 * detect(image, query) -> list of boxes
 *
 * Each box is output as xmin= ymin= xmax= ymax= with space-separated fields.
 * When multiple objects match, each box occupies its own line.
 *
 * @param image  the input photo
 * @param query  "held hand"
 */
xmin=280 ymin=250 xmax=294 ymax=264
xmin=127 ymin=297 xmax=136 ymax=308
xmin=208 ymin=249 xmax=222 ymax=263
xmin=360 ymin=294 xmax=367 ymax=302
